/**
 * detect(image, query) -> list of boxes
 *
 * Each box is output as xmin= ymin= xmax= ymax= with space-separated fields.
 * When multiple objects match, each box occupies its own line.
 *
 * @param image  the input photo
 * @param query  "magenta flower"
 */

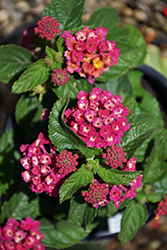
xmin=0 ymin=218 xmax=45 ymax=250
xmin=155 ymin=194 xmax=167 ymax=219
xmin=102 ymin=145 xmax=127 ymax=169
xmin=51 ymin=68 xmax=70 ymax=86
xmin=34 ymin=16 xmax=61 ymax=41
xmin=20 ymin=133 xmax=79 ymax=196
xmin=109 ymin=186 xmax=122 ymax=201
xmin=64 ymin=87 xmax=130 ymax=148
xmin=55 ymin=150 xmax=78 ymax=175
xmin=40 ymin=108 xmax=50 ymax=120
xmin=82 ymin=179 xmax=109 ymax=209
xmin=62 ymin=26 xmax=120 ymax=84
xmin=21 ymin=23 xmax=37 ymax=53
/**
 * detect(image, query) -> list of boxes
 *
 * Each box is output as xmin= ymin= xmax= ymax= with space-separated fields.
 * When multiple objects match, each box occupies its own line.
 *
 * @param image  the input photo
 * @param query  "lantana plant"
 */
xmin=0 ymin=0 xmax=167 ymax=248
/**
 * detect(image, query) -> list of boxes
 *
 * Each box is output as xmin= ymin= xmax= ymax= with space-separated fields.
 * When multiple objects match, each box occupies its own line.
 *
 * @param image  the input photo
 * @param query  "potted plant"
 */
xmin=0 ymin=0 xmax=167 ymax=248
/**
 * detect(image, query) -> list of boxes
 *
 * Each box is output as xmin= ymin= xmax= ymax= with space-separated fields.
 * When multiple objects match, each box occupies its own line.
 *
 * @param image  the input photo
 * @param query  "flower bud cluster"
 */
xmin=62 ymin=27 xmax=120 ymax=84
xmin=64 ymin=87 xmax=130 ymax=148
xmin=82 ymin=149 xmax=142 ymax=209
xmin=155 ymin=194 xmax=167 ymax=219
xmin=34 ymin=16 xmax=61 ymax=41
xmin=51 ymin=68 xmax=70 ymax=86
xmin=20 ymin=133 xmax=78 ymax=196
xmin=0 ymin=217 xmax=45 ymax=250
xmin=82 ymin=179 xmax=109 ymax=209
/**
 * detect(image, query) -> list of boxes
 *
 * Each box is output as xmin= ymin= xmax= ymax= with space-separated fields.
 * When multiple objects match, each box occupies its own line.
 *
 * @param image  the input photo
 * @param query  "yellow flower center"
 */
xmin=93 ymin=57 xmax=104 ymax=69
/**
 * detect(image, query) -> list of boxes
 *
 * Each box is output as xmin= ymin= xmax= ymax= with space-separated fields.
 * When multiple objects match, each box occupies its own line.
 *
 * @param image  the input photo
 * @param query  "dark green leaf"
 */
xmin=39 ymin=218 xmax=91 ymax=249
xmin=0 ymin=192 xmax=40 ymax=223
xmin=0 ymin=44 xmax=36 ymax=84
xmin=49 ymin=94 xmax=85 ymax=151
xmin=118 ymin=202 xmax=147 ymax=244
xmin=107 ymin=202 xmax=117 ymax=217
xmin=136 ymin=91 xmax=164 ymax=127
xmin=15 ymin=91 xmax=56 ymax=139
xmin=69 ymin=191 xmax=97 ymax=228
xmin=143 ymin=138 xmax=166 ymax=183
xmin=0 ymin=128 xmax=14 ymax=153
xmin=146 ymin=170 xmax=167 ymax=202
xmin=119 ymin=122 xmax=156 ymax=158
xmin=59 ymin=165 xmax=94 ymax=203
xmin=98 ymin=167 xmax=141 ymax=185
xmin=12 ymin=59 xmax=50 ymax=93
xmin=0 ymin=128 xmax=15 ymax=196
xmin=127 ymin=70 xmax=144 ymax=97
xmin=78 ymin=145 xmax=102 ymax=158
xmin=43 ymin=0 xmax=84 ymax=32
xmin=122 ymin=96 xmax=138 ymax=124
xmin=86 ymin=7 xmax=121 ymax=31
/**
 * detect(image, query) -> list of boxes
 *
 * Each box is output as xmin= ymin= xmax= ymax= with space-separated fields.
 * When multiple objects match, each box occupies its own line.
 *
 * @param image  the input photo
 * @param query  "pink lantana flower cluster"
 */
xmin=20 ymin=132 xmax=78 ymax=196
xmin=155 ymin=194 xmax=167 ymax=219
xmin=82 ymin=179 xmax=109 ymax=209
xmin=109 ymin=158 xmax=143 ymax=209
xmin=34 ymin=16 xmax=61 ymax=41
xmin=64 ymin=87 xmax=130 ymax=148
xmin=102 ymin=145 xmax=127 ymax=169
xmin=62 ymin=26 xmax=120 ymax=84
xmin=82 ymin=156 xmax=142 ymax=209
xmin=51 ymin=68 xmax=70 ymax=86
xmin=0 ymin=217 xmax=45 ymax=250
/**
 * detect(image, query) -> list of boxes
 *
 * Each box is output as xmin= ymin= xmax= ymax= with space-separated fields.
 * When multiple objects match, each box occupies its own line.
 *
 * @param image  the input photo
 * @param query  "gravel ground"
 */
xmin=0 ymin=0 xmax=167 ymax=249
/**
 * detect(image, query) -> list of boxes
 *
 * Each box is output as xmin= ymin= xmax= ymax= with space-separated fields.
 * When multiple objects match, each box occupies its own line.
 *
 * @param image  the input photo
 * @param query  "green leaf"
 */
xmin=0 ymin=128 xmax=14 ymax=153
xmin=78 ymin=145 xmax=102 ymax=159
xmin=119 ymin=122 xmax=156 ymax=158
xmin=45 ymin=46 xmax=57 ymax=60
xmin=118 ymin=202 xmax=147 ymax=244
xmin=0 ymin=192 xmax=40 ymax=223
xmin=146 ymin=170 xmax=167 ymax=202
xmin=107 ymin=202 xmax=117 ymax=217
xmin=86 ymin=7 xmax=121 ymax=31
xmin=39 ymin=218 xmax=91 ymax=249
xmin=12 ymin=59 xmax=50 ymax=94
xmin=0 ymin=44 xmax=36 ymax=84
xmin=136 ymin=91 xmax=164 ymax=127
xmin=43 ymin=0 xmax=84 ymax=32
xmin=69 ymin=191 xmax=97 ymax=228
xmin=0 ymin=128 xmax=15 ymax=196
xmin=127 ymin=70 xmax=144 ymax=97
xmin=49 ymin=94 xmax=85 ymax=151
xmin=122 ymin=96 xmax=138 ymax=124
xmin=98 ymin=167 xmax=141 ymax=185
xmin=125 ymin=24 xmax=147 ymax=66
xmin=15 ymin=91 xmax=56 ymax=139
xmin=59 ymin=165 xmax=94 ymax=203
xmin=143 ymin=138 xmax=166 ymax=183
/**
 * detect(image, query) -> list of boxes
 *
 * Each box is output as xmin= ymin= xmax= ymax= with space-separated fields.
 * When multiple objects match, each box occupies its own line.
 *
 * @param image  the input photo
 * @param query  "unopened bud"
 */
xmin=44 ymin=57 xmax=54 ymax=67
